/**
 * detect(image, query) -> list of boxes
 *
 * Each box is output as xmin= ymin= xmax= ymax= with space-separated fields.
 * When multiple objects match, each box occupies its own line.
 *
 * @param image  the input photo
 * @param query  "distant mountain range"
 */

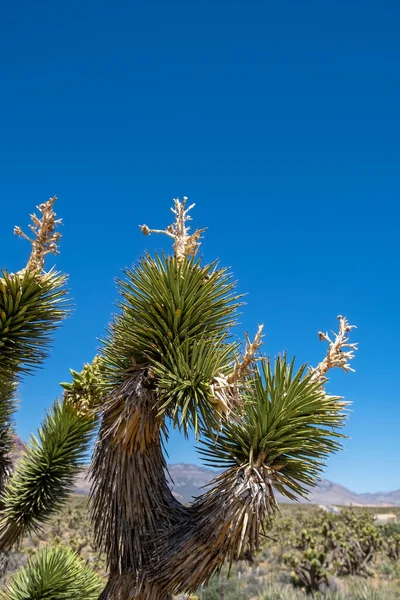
xmin=73 ymin=463 xmax=400 ymax=507
xmin=166 ymin=464 xmax=400 ymax=507
xmin=12 ymin=439 xmax=400 ymax=506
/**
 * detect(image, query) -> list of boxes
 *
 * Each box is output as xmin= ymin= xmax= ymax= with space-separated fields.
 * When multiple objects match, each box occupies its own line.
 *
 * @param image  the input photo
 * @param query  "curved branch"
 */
xmin=91 ymin=370 xmax=275 ymax=599
xmin=0 ymin=400 xmax=95 ymax=553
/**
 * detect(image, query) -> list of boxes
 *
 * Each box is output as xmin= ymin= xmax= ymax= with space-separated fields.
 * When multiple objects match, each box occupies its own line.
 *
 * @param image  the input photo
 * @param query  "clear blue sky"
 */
xmin=1 ymin=0 xmax=399 ymax=494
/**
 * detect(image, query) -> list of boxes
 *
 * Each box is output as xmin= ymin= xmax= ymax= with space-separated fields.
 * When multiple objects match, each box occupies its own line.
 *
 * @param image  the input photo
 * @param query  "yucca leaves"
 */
xmin=199 ymin=356 xmax=348 ymax=501
xmin=103 ymin=255 xmax=240 ymax=375
xmin=154 ymin=336 xmax=237 ymax=435
xmin=0 ymin=229 xmax=68 ymax=519
xmin=0 ymin=269 xmax=67 ymax=380
xmin=0 ymin=400 xmax=95 ymax=552
xmin=1 ymin=546 xmax=104 ymax=600
xmin=102 ymin=255 xmax=241 ymax=433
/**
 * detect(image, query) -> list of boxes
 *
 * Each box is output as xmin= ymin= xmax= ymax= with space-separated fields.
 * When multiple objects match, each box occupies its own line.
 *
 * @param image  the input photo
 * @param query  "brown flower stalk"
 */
xmin=14 ymin=196 xmax=62 ymax=273
xmin=228 ymin=324 xmax=264 ymax=383
xmin=210 ymin=325 xmax=264 ymax=417
xmin=140 ymin=197 xmax=206 ymax=265
xmin=311 ymin=315 xmax=358 ymax=382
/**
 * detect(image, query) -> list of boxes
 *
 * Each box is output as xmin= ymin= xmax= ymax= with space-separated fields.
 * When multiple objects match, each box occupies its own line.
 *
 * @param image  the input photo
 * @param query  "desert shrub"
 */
xmin=334 ymin=512 xmax=383 ymax=577
xmin=199 ymin=574 xmax=246 ymax=600
xmin=259 ymin=583 xmax=308 ymax=599
xmin=284 ymin=547 xmax=330 ymax=594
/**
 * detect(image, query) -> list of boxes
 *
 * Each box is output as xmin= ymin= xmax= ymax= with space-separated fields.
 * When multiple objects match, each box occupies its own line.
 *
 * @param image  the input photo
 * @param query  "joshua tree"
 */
xmin=0 ymin=198 xmax=103 ymax=599
xmin=0 ymin=196 xmax=357 ymax=599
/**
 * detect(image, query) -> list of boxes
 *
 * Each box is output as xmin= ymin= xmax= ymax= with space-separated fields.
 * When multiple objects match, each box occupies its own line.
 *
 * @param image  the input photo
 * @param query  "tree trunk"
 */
xmin=91 ymin=370 xmax=275 ymax=599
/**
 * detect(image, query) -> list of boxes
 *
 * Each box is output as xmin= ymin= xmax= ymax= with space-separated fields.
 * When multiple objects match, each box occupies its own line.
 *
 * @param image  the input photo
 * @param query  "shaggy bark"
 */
xmin=91 ymin=369 xmax=276 ymax=599
xmin=90 ymin=369 xmax=181 ymax=599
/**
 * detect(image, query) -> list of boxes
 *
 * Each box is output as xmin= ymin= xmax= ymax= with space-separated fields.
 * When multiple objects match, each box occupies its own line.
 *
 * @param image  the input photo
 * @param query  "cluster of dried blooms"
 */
xmin=210 ymin=325 xmax=265 ymax=417
xmin=14 ymin=196 xmax=62 ymax=273
xmin=141 ymin=198 xmax=358 ymax=414
xmin=311 ymin=315 xmax=358 ymax=383
xmin=140 ymin=197 xmax=206 ymax=265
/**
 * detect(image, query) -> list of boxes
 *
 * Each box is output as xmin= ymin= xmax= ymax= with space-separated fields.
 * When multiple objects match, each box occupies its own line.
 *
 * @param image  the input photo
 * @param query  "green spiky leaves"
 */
xmin=155 ymin=337 xmax=236 ymax=435
xmin=199 ymin=357 xmax=348 ymax=502
xmin=102 ymin=255 xmax=241 ymax=434
xmin=0 ymin=268 xmax=67 ymax=502
xmin=2 ymin=546 xmax=104 ymax=600
xmin=0 ymin=269 xmax=67 ymax=380
xmin=0 ymin=199 xmax=68 ymax=519
xmin=0 ymin=400 xmax=95 ymax=551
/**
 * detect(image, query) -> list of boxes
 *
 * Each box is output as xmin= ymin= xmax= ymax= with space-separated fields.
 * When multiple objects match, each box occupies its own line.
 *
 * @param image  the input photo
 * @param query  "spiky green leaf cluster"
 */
xmin=102 ymin=255 xmax=240 ymax=433
xmin=200 ymin=357 xmax=347 ymax=501
xmin=0 ymin=269 xmax=67 ymax=380
xmin=0 ymin=400 xmax=95 ymax=551
xmin=155 ymin=337 xmax=235 ymax=434
xmin=60 ymin=355 xmax=104 ymax=415
xmin=2 ymin=546 xmax=103 ymax=600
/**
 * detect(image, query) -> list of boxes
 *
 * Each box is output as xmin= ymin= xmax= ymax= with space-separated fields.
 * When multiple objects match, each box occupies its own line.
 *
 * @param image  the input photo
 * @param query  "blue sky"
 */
xmin=1 ymin=0 xmax=399 ymax=494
